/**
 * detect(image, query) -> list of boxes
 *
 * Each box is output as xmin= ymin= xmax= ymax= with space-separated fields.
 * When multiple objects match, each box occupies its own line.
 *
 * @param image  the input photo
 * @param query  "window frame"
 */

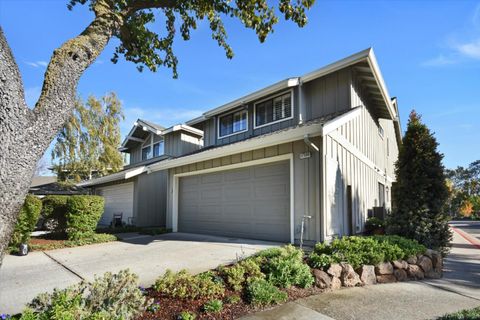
xmin=378 ymin=124 xmax=385 ymax=139
xmin=253 ymin=90 xmax=294 ymax=129
xmin=217 ymin=108 xmax=249 ymax=139
xmin=153 ymin=140 xmax=165 ymax=157
xmin=141 ymin=145 xmax=152 ymax=161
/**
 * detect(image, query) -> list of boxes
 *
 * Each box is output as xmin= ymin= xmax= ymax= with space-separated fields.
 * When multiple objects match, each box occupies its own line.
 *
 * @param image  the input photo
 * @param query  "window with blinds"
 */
xmin=255 ymin=92 xmax=292 ymax=127
xmin=218 ymin=109 xmax=248 ymax=138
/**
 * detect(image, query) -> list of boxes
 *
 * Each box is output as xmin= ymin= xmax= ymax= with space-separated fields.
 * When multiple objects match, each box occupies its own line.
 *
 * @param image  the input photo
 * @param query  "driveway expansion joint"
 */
xmin=42 ymin=251 xmax=84 ymax=281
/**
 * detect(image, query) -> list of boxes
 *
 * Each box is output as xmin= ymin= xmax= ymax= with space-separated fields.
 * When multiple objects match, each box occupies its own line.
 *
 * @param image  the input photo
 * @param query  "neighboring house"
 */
xmin=80 ymin=48 xmax=401 ymax=244
xmin=77 ymin=119 xmax=203 ymax=227
xmin=30 ymin=176 xmax=88 ymax=197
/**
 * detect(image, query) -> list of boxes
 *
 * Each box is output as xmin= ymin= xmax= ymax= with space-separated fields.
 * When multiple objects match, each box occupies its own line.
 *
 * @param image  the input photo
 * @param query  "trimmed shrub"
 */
xmin=21 ymin=269 xmax=147 ymax=320
xmin=220 ymin=258 xmax=264 ymax=291
xmin=154 ymin=269 xmax=225 ymax=300
xmin=309 ymin=235 xmax=426 ymax=270
xmin=41 ymin=195 xmax=69 ymax=232
xmin=256 ymin=245 xmax=314 ymax=289
xmin=364 ymin=217 xmax=385 ymax=235
xmin=203 ymin=299 xmax=223 ymax=313
xmin=10 ymin=195 xmax=42 ymax=248
xmin=66 ymin=195 xmax=104 ymax=240
xmin=246 ymin=279 xmax=287 ymax=306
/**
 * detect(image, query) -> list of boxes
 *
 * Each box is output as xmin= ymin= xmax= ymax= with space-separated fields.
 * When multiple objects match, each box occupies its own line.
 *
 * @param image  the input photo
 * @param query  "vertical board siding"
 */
xmin=165 ymin=131 xmax=203 ymax=157
xmin=135 ymin=170 xmax=167 ymax=227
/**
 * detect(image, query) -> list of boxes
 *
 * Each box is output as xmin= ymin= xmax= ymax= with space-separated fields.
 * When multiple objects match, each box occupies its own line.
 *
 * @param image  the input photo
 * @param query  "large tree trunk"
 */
xmin=0 ymin=5 xmax=119 ymax=265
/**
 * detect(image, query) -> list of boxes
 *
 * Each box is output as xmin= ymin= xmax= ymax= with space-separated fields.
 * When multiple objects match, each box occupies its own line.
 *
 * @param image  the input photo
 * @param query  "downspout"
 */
xmin=300 ymin=134 xmax=320 ymax=249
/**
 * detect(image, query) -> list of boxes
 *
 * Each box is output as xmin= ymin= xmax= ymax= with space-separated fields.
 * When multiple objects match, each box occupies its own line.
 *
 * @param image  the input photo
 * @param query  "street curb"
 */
xmin=451 ymin=226 xmax=480 ymax=250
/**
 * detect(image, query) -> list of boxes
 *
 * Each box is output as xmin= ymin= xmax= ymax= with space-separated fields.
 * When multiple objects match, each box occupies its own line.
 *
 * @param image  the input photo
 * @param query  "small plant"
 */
xmin=257 ymin=245 xmax=314 ymax=288
xmin=225 ymin=295 xmax=241 ymax=305
xmin=22 ymin=269 xmax=147 ymax=320
xmin=154 ymin=269 xmax=225 ymax=300
xmin=146 ymin=301 xmax=160 ymax=313
xmin=437 ymin=305 xmax=480 ymax=319
xmin=247 ymin=279 xmax=287 ymax=306
xmin=221 ymin=258 xmax=264 ymax=291
xmin=365 ymin=217 xmax=385 ymax=235
xmin=177 ymin=311 xmax=196 ymax=320
xmin=203 ymin=299 xmax=223 ymax=313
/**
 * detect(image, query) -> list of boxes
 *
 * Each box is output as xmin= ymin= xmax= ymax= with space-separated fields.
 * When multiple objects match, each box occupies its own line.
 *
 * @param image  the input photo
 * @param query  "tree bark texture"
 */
xmin=0 ymin=4 xmax=119 ymax=265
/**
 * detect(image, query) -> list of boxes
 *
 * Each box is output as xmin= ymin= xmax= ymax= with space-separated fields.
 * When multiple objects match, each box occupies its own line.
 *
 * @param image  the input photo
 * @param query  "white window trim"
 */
xmin=217 ymin=108 xmax=249 ymax=139
xmin=253 ymin=89 xmax=294 ymax=130
xmin=378 ymin=124 xmax=384 ymax=139
xmin=171 ymin=153 xmax=294 ymax=244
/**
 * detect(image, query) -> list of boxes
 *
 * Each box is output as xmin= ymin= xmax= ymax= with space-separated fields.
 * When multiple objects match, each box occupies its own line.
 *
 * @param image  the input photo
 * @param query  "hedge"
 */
xmin=41 ymin=195 xmax=69 ymax=232
xmin=10 ymin=195 xmax=42 ymax=248
xmin=66 ymin=195 xmax=105 ymax=240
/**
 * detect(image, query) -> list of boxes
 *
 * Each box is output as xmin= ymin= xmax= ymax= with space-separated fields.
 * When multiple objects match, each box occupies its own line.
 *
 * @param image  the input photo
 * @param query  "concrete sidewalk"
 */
xmin=242 ymin=227 xmax=480 ymax=320
xmin=0 ymin=232 xmax=278 ymax=314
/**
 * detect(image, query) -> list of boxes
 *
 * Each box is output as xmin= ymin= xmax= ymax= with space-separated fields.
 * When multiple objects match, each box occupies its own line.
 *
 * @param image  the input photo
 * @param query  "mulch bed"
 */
xmin=137 ymin=286 xmax=324 ymax=320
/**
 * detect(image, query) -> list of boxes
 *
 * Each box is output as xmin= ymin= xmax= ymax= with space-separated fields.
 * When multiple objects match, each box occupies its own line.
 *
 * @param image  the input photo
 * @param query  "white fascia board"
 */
xmin=321 ymin=107 xmax=362 ymax=136
xmin=147 ymin=122 xmax=323 ymax=173
xmin=136 ymin=120 xmax=162 ymax=135
xmin=301 ymin=48 xmax=372 ymax=83
xmin=185 ymin=115 xmax=207 ymax=126
xmin=161 ymin=124 xmax=204 ymax=137
xmin=121 ymin=123 xmax=140 ymax=148
xmin=365 ymin=49 xmax=396 ymax=120
xmin=203 ymin=78 xmax=300 ymax=118
xmin=77 ymin=166 xmax=146 ymax=187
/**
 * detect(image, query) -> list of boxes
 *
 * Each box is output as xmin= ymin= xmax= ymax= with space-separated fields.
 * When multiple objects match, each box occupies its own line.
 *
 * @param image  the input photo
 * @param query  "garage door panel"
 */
xmin=178 ymin=160 xmax=290 ymax=242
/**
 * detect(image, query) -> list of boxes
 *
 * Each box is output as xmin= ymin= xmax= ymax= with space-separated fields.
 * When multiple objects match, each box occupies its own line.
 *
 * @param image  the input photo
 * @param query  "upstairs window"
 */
xmin=378 ymin=124 xmax=384 ymax=138
xmin=153 ymin=141 xmax=164 ymax=157
xmin=255 ymin=92 xmax=292 ymax=128
xmin=218 ymin=109 xmax=248 ymax=138
xmin=141 ymin=146 xmax=152 ymax=160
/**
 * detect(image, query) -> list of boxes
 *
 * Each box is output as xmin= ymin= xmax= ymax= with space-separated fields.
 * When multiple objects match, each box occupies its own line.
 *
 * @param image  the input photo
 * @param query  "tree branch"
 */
xmin=126 ymin=0 xmax=177 ymax=13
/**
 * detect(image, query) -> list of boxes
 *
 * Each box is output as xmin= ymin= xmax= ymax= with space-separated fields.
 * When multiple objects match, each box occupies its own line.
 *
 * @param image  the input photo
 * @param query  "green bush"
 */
xmin=225 ymin=294 xmax=241 ymax=305
xmin=178 ymin=311 xmax=196 ymax=320
xmin=41 ymin=195 xmax=69 ymax=232
xmin=66 ymin=195 xmax=104 ymax=240
xmin=309 ymin=235 xmax=426 ymax=270
xmin=154 ymin=269 xmax=225 ymax=300
xmin=246 ymin=279 xmax=287 ymax=306
xmin=221 ymin=258 xmax=264 ymax=291
xmin=437 ymin=306 xmax=480 ymax=319
xmin=203 ymin=299 xmax=223 ymax=313
xmin=20 ymin=269 xmax=147 ymax=320
xmin=364 ymin=217 xmax=385 ymax=234
xmin=256 ymin=245 xmax=314 ymax=288
xmin=10 ymin=195 xmax=42 ymax=248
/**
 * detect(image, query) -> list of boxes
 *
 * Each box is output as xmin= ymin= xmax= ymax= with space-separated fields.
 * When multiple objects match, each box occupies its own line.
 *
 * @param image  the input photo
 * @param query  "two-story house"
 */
xmin=80 ymin=48 xmax=401 ymax=244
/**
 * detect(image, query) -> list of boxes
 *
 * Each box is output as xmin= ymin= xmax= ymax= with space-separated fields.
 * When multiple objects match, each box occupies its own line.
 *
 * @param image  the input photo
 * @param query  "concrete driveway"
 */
xmin=0 ymin=232 xmax=278 ymax=314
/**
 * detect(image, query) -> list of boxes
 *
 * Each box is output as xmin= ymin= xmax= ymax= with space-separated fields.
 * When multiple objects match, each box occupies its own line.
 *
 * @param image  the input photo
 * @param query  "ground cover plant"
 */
xmin=308 ymin=235 xmax=426 ymax=269
xmin=437 ymin=306 xmax=480 ymax=320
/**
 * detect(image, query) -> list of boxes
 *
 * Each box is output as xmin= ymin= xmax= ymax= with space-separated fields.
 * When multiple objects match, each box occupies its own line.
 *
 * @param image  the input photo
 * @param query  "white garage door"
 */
xmin=97 ymin=183 xmax=134 ymax=226
xmin=178 ymin=161 xmax=291 ymax=242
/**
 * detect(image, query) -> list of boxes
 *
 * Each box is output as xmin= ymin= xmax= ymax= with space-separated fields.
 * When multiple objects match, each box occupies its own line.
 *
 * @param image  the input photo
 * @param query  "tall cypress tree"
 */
xmin=388 ymin=111 xmax=451 ymax=253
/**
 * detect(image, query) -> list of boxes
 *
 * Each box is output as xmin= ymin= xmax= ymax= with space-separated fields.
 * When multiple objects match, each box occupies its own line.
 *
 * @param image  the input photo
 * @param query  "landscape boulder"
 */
xmin=394 ymin=269 xmax=408 ymax=282
xmin=425 ymin=270 xmax=442 ymax=279
xmin=407 ymin=264 xmax=425 ymax=280
xmin=327 ymin=263 xmax=342 ymax=278
xmin=406 ymin=256 xmax=417 ymax=265
xmin=331 ymin=276 xmax=342 ymax=290
xmin=313 ymin=269 xmax=331 ymax=289
xmin=376 ymin=274 xmax=397 ymax=283
xmin=340 ymin=263 xmax=362 ymax=287
xmin=375 ymin=262 xmax=393 ymax=275
xmin=357 ymin=265 xmax=376 ymax=285
xmin=417 ymin=255 xmax=433 ymax=273
xmin=392 ymin=260 xmax=408 ymax=270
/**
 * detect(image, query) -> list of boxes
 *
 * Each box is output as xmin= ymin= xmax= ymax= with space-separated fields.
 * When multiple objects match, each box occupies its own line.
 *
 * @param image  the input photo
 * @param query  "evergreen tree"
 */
xmin=388 ymin=110 xmax=452 ymax=253
xmin=52 ymin=92 xmax=124 ymax=182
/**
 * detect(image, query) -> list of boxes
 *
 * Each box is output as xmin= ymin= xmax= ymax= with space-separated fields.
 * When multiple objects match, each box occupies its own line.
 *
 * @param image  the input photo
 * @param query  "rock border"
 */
xmin=313 ymin=250 xmax=443 ymax=289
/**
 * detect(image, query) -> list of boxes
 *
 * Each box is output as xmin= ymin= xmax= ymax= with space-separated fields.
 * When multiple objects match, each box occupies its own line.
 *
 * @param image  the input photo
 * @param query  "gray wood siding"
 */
xmin=134 ymin=170 xmax=167 ymax=227
xmin=164 ymin=131 xmax=203 ymax=157
xmin=166 ymin=138 xmax=321 ymax=242
xmin=304 ymin=69 xmax=351 ymax=121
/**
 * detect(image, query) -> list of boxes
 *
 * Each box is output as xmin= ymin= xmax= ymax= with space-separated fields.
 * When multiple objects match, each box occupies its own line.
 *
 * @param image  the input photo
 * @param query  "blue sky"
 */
xmin=1 ymin=0 xmax=479 ymax=170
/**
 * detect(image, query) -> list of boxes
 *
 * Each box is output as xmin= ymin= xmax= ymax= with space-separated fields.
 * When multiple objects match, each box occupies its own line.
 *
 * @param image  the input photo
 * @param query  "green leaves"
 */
xmin=68 ymin=0 xmax=316 ymax=76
